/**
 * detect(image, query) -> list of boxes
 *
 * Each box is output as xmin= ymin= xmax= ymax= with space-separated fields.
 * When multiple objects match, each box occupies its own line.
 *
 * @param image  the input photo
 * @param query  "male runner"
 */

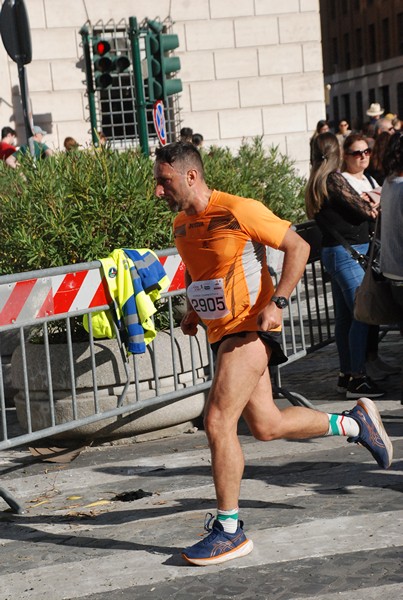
xmin=153 ymin=142 xmax=393 ymax=567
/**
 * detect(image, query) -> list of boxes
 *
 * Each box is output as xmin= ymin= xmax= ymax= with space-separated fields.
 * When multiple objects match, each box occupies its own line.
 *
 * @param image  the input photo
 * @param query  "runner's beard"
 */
xmin=166 ymin=198 xmax=180 ymax=213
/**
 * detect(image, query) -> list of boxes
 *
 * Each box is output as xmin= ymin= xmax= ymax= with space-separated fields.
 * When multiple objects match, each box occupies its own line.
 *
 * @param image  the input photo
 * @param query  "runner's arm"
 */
xmin=257 ymin=228 xmax=309 ymax=331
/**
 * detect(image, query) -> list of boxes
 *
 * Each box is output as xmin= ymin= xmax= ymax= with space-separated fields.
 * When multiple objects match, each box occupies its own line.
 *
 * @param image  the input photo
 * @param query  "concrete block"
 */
xmin=25 ymin=0 xmax=46 ymax=28
xmin=179 ymin=52 xmax=215 ymax=82
xmin=184 ymin=20 xmax=234 ymax=51
xmin=235 ymin=16 xmax=278 ymax=48
xmin=189 ymin=80 xmax=239 ymax=111
xmin=259 ymin=45 xmax=302 ymax=75
xmin=10 ymin=327 xmax=210 ymax=441
xmin=279 ymin=13 xmax=321 ymax=44
xmin=84 ymin=0 xmax=170 ymax=23
xmin=10 ymin=61 xmax=52 ymax=92
xmin=0 ymin=60 xmax=13 ymax=133
xmin=44 ymin=0 xmax=87 ymax=27
xmin=181 ymin=111 xmax=220 ymax=139
xmin=283 ymin=73 xmax=325 ymax=103
xmin=294 ymin=160 xmax=310 ymax=178
xmin=255 ymin=0 xmax=299 ymax=14
xmin=239 ymin=76 xmax=282 ymax=108
xmin=179 ymin=84 xmax=191 ymax=112
xmin=210 ymin=0 xmax=254 ymax=18
xmin=179 ymin=111 xmax=220 ymax=140
xmin=31 ymin=29 xmax=79 ymax=60
xmin=13 ymin=389 xmax=206 ymax=440
xmin=56 ymin=121 xmax=92 ymax=148
xmin=171 ymin=0 xmax=210 ymax=21
xmin=302 ymin=42 xmax=324 ymax=72
xmin=215 ymin=48 xmax=258 ymax=79
xmin=0 ymin=331 xmax=21 ymax=356
xmin=300 ymin=0 xmax=320 ymax=11
xmin=284 ymin=132 xmax=311 ymax=164
xmin=262 ymin=103 xmax=306 ymax=134
xmin=51 ymin=59 xmax=86 ymax=91
xmin=219 ymin=108 xmax=263 ymax=138
xmin=30 ymin=91 xmax=85 ymax=122
xmin=306 ymin=102 xmax=326 ymax=131
xmin=174 ymin=23 xmax=186 ymax=53
xmin=11 ymin=330 xmax=210 ymax=393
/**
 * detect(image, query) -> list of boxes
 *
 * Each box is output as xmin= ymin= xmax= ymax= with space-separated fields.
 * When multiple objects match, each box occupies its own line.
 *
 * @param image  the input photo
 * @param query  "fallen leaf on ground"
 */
xmin=83 ymin=499 xmax=112 ymax=508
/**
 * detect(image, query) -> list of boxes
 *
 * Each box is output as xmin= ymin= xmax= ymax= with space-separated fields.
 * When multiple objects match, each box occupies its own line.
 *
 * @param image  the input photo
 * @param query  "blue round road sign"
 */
xmin=153 ymin=100 xmax=167 ymax=146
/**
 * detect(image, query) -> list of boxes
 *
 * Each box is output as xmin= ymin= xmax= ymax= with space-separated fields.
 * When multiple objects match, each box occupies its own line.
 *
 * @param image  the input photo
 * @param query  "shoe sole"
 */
xmin=357 ymin=397 xmax=393 ymax=468
xmin=346 ymin=390 xmax=385 ymax=399
xmin=182 ymin=538 xmax=253 ymax=566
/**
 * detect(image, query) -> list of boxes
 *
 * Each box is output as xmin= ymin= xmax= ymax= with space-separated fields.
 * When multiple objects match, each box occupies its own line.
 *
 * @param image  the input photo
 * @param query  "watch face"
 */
xmin=273 ymin=296 xmax=288 ymax=308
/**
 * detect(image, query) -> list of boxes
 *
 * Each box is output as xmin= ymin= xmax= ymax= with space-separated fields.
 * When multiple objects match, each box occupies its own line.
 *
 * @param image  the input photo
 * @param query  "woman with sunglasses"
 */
xmin=342 ymin=134 xmax=400 ymax=383
xmin=342 ymin=134 xmax=378 ymax=194
xmin=305 ymin=132 xmax=384 ymax=399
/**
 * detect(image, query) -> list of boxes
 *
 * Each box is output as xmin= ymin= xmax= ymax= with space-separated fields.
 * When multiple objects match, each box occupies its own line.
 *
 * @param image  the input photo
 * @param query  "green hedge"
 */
xmin=0 ymin=138 xmax=306 ymax=275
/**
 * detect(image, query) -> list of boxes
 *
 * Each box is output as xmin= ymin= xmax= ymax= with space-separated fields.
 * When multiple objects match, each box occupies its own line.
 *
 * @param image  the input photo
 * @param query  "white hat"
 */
xmin=366 ymin=103 xmax=384 ymax=117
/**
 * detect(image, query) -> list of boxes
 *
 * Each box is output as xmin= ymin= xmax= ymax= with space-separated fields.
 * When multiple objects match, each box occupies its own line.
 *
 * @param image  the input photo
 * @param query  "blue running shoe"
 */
xmin=182 ymin=513 xmax=253 ymax=566
xmin=343 ymin=397 xmax=393 ymax=469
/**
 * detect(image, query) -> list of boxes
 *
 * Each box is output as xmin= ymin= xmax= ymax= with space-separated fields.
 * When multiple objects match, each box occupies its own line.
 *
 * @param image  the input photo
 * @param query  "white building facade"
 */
xmin=0 ymin=0 xmax=325 ymax=175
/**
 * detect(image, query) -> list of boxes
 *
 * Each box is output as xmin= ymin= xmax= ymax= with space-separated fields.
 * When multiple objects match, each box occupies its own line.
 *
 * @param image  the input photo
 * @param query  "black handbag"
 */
xmin=354 ymin=219 xmax=403 ymax=325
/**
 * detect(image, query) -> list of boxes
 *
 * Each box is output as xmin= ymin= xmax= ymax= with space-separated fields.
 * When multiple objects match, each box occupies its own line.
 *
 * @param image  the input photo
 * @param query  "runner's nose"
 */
xmin=155 ymin=183 xmax=164 ymax=198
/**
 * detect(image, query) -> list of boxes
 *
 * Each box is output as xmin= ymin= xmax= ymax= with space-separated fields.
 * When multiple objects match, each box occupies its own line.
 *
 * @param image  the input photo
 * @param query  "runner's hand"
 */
xmin=181 ymin=310 xmax=200 ymax=336
xmin=257 ymin=304 xmax=282 ymax=331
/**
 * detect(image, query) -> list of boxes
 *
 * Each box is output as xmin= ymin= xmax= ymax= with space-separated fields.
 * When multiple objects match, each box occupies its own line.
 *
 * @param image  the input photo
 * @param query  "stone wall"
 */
xmin=0 ymin=0 xmax=325 ymax=175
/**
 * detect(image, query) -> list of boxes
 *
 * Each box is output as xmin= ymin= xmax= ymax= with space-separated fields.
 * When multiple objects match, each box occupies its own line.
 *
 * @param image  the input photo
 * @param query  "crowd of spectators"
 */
xmin=306 ymin=102 xmax=402 ymax=397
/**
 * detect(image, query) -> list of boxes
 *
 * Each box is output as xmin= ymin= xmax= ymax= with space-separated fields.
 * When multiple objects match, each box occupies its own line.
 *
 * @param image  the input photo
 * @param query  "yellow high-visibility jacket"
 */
xmin=83 ymin=248 xmax=170 ymax=353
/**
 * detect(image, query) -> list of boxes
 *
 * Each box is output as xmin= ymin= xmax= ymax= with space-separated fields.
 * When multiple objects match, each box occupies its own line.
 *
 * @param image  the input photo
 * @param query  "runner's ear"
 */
xmin=186 ymin=168 xmax=198 ymax=186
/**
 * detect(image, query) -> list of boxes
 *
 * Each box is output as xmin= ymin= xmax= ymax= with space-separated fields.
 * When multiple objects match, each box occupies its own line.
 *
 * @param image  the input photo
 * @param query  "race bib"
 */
xmin=187 ymin=279 xmax=230 ymax=319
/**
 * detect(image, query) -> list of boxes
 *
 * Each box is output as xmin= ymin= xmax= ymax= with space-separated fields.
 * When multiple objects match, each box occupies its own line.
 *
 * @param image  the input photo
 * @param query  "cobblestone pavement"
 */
xmin=0 ymin=331 xmax=402 ymax=600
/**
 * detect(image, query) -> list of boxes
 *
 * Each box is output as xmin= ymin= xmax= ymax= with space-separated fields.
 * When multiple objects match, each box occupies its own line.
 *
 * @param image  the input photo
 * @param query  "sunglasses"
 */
xmin=346 ymin=148 xmax=371 ymax=157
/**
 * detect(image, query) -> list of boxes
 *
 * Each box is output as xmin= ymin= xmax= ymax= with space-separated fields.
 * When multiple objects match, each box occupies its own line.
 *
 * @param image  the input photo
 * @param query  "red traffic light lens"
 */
xmin=95 ymin=40 xmax=110 ymax=55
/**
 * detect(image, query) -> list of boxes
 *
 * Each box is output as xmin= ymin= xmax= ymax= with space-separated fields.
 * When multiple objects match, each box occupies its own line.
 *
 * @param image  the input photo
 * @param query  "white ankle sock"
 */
xmin=326 ymin=413 xmax=360 ymax=437
xmin=217 ymin=508 xmax=238 ymax=533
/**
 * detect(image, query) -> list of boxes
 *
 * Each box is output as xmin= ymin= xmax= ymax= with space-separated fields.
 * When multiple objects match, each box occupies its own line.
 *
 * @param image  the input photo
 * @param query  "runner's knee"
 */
xmin=247 ymin=420 xmax=281 ymax=441
xmin=204 ymin=407 xmax=237 ymax=440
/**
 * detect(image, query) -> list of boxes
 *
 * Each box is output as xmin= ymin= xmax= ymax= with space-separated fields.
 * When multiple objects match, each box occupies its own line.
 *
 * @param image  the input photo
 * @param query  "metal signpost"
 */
xmin=0 ymin=0 xmax=34 ymax=150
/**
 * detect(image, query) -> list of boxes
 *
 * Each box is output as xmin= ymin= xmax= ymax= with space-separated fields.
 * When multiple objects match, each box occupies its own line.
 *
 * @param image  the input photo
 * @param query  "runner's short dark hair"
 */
xmin=155 ymin=142 xmax=205 ymax=179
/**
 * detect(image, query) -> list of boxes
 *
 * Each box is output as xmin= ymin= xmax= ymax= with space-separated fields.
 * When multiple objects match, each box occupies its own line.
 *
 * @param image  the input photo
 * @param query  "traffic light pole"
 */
xmin=17 ymin=62 xmax=34 ymax=152
xmin=128 ymin=17 xmax=149 ymax=156
xmin=80 ymin=26 xmax=98 ymax=145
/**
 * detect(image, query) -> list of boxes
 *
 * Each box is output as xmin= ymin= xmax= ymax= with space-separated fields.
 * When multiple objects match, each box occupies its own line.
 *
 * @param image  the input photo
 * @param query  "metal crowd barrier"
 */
xmin=0 ymin=227 xmax=334 ymax=513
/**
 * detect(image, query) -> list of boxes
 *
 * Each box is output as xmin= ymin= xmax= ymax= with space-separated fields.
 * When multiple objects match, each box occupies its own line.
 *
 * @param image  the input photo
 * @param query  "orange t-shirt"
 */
xmin=173 ymin=190 xmax=291 ymax=343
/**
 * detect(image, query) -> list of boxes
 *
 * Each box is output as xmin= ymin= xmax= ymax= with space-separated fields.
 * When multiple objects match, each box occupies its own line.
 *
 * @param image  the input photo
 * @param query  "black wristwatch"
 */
xmin=271 ymin=295 xmax=289 ymax=309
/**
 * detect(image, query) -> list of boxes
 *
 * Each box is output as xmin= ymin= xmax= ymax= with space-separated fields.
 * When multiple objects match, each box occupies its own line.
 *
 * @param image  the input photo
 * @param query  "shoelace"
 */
xmin=203 ymin=512 xmax=215 ymax=533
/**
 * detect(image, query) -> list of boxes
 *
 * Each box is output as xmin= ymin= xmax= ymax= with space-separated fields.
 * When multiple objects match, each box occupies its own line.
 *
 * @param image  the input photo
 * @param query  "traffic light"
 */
xmin=144 ymin=19 xmax=182 ymax=102
xmin=92 ymin=38 xmax=131 ymax=90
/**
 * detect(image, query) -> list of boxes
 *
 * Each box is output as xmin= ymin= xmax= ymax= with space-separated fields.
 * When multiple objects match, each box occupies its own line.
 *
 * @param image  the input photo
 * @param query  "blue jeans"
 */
xmin=321 ymin=243 xmax=369 ymax=375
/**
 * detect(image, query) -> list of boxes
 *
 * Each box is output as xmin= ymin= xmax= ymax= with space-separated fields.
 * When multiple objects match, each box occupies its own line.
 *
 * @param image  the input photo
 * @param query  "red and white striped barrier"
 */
xmin=159 ymin=254 xmax=186 ymax=291
xmin=0 ymin=255 xmax=186 ymax=329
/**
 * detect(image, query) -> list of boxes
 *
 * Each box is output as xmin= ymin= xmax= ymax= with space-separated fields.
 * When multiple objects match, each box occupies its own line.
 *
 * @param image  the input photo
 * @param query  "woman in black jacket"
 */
xmin=305 ymin=132 xmax=383 ymax=399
